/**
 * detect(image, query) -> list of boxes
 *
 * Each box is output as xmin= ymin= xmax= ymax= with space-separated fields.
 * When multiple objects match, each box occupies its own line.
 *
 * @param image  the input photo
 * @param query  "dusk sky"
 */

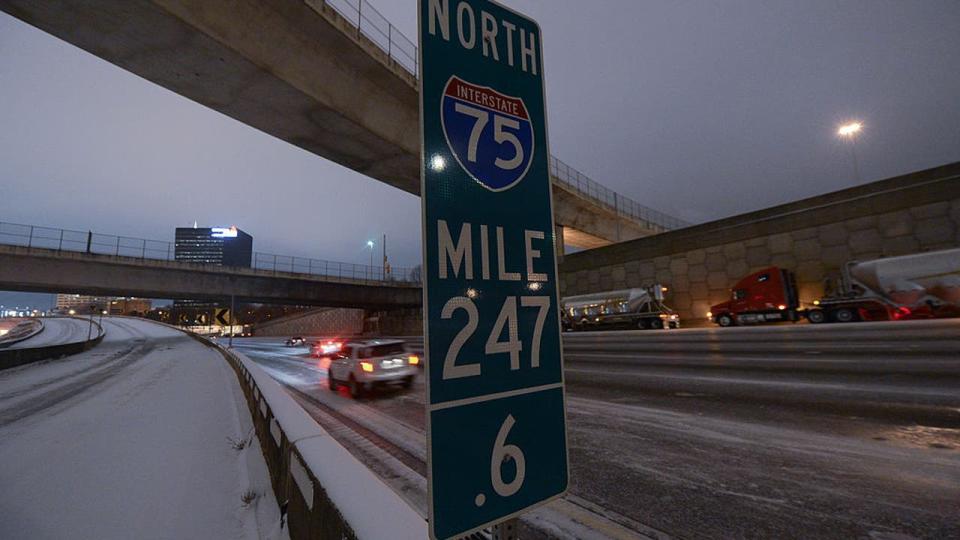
xmin=2 ymin=0 xmax=959 ymax=308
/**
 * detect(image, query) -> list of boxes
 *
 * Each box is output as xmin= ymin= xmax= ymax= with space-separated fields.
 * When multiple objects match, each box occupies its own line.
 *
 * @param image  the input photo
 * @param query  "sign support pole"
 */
xmin=228 ymin=295 xmax=235 ymax=348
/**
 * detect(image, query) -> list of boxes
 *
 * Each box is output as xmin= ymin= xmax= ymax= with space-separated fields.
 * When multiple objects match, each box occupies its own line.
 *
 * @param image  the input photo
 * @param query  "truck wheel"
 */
xmin=328 ymin=374 xmax=338 ymax=391
xmin=349 ymin=375 xmax=365 ymax=399
xmin=636 ymin=319 xmax=648 ymax=330
xmin=402 ymin=376 xmax=414 ymax=390
xmin=835 ymin=308 xmax=856 ymax=323
xmin=717 ymin=314 xmax=734 ymax=327
xmin=807 ymin=309 xmax=826 ymax=324
xmin=649 ymin=319 xmax=664 ymax=329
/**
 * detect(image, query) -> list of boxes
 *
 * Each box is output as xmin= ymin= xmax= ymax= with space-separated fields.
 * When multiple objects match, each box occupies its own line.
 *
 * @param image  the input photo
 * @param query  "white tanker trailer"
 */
xmin=562 ymin=285 xmax=680 ymax=331
xmin=807 ymin=247 xmax=960 ymax=323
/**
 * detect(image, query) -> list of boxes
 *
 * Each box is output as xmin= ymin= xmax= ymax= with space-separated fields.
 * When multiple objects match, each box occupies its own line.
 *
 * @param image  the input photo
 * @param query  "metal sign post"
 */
xmin=418 ymin=1 xmax=568 ymax=538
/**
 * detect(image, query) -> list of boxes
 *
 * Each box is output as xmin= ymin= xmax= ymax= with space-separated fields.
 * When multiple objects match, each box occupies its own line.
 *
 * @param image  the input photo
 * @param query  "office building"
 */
xmin=55 ymin=294 xmax=107 ymax=313
xmin=173 ymin=226 xmax=253 ymax=312
xmin=174 ymin=226 xmax=253 ymax=267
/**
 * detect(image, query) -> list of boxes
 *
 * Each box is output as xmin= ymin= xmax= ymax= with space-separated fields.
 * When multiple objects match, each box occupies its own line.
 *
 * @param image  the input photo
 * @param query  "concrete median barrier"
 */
xmin=0 ymin=318 xmax=44 ymax=348
xmin=196 ymin=335 xmax=427 ymax=540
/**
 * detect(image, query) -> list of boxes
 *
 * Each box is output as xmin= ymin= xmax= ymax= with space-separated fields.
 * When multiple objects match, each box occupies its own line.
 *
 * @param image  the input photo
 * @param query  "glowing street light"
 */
xmin=836 ymin=121 xmax=864 ymax=184
xmin=837 ymin=122 xmax=862 ymax=137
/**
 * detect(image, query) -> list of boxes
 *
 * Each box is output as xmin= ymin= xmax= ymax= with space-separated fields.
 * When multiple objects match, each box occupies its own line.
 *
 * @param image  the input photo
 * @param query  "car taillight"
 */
xmin=360 ymin=361 xmax=374 ymax=373
xmin=408 ymin=355 xmax=420 ymax=365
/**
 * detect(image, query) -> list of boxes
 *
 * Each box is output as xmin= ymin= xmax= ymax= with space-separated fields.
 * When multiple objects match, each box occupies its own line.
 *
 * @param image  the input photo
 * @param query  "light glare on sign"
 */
xmin=211 ymin=227 xmax=238 ymax=238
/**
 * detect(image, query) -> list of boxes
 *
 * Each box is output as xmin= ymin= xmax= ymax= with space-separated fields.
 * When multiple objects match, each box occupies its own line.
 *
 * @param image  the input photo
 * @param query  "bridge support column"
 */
xmin=554 ymin=225 xmax=565 ymax=260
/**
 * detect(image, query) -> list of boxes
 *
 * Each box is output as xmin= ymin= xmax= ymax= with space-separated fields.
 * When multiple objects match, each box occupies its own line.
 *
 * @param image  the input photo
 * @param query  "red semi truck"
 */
xmin=708 ymin=247 xmax=960 ymax=326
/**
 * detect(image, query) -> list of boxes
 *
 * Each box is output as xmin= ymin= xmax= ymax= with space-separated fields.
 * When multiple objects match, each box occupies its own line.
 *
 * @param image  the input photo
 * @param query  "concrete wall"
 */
xmin=364 ymin=308 xmax=423 ymax=336
xmin=253 ymin=308 xmax=363 ymax=337
xmin=560 ymin=162 xmax=960 ymax=324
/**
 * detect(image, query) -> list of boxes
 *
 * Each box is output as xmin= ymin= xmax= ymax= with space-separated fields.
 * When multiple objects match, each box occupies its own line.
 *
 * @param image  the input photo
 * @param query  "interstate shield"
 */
xmin=440 ymin=76 xmax=535 ymax=191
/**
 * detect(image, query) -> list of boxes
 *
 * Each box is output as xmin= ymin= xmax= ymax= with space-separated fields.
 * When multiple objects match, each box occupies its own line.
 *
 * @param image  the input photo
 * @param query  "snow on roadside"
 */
xmin=0 ymin=317 xmax=286 ymax=540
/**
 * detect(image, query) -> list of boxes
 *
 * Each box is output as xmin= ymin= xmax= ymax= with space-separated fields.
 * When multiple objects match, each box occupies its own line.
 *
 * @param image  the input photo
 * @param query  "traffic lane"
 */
xmin=240 ymin=338 xmax=960 ymax=538
xmin=564 ymin=362 xmax=960 ymax=427
xmin=563 ymin=317 xmax=960 ymax=343
xmin=262 ymin=356 xmax=960 ymax=539
xmin=296 ymin=384 xmax=959 ymax=540
xmin=566 ymin=396 xmax=960 ymax=540
xmin=562 ymin=351 xmax=960 ymax=378
xmin=229 ymin=339 xmax=331 ymax=387
xmin=238 ymin=329 xmax=960 ymax=441
xmin=7 ymin=316 xmax=91 ymax=349
xmin=0 ymin=318 xmax=156 ymax=426
xmin=232 ymin=338 xmax=429 ymax=432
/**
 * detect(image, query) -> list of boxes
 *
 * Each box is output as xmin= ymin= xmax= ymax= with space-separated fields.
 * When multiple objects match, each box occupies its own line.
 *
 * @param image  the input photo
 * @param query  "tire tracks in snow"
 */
xmin=0 ymin=319 xmax=156 ymax=427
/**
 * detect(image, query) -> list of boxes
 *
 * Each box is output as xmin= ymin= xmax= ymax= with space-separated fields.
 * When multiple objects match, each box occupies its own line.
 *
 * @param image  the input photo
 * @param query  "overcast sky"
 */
xmin=2 ymin=0 xmax=959 ymax=308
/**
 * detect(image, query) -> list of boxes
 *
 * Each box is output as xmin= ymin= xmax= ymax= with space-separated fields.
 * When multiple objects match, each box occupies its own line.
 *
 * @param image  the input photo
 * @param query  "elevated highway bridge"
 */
xmin=1 ymin=0 xmax=689 ymax=249
xmin=0 ymin=223 xmax=420 ymax=309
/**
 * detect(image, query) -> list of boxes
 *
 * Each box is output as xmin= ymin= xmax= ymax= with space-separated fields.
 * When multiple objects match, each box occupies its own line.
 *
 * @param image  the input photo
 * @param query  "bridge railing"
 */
xmin=550 ymin=156 xmax=692 ymax=231
xmin=314 ymin=0 xmax=690 ymax=232
xmin=0 ymin=221 xmax=421 ymax=285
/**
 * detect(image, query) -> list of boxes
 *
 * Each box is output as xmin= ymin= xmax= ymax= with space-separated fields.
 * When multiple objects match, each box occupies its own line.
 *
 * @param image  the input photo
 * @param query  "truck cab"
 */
xmin=710 ymin=267 xmax=800 ymax=326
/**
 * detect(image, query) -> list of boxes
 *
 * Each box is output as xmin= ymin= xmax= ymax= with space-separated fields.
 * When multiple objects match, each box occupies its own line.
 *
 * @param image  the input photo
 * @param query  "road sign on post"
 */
xmin=215 ymin=308 xmax=231 ymax=327
xmin=418 ymin=1 xmax=567 ymax=538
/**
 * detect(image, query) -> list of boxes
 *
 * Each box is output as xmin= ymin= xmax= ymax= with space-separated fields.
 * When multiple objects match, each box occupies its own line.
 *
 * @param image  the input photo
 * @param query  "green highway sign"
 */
xmin=418 ymin=1 xmax=568 ymax=538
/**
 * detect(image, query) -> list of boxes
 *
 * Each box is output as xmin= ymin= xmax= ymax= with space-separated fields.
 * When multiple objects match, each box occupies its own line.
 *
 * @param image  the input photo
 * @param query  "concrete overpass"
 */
xmin=0 ymin=244 xmax=421 ymax=309
xmin=0 ymin=0 xmax=688 ymax=249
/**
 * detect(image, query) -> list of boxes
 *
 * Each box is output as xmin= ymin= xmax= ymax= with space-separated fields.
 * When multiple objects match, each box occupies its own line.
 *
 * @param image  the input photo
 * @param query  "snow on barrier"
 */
xmin=0 ymin=318 xmax=104 ymax=371
xmin=0 ymin=318 xmax=44 ymax=348
xmin=196 ymin=336 xmax=427 ymax=540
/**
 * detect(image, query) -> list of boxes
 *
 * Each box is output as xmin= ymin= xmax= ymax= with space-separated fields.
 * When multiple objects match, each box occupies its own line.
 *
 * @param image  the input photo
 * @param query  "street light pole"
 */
xmin=848 ymin=136 xmax=862 ymax=184
xmin=837 ymin=121 xmax=863 ymax=184
xmin=367 ymin=240 xmax=374 ymax=281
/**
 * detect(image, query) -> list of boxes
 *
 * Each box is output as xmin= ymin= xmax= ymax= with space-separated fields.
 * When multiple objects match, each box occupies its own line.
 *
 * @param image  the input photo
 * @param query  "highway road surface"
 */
xmin=234 ymin=319 xmax=960 ymax=540
xmin=0 ymin=317 xmax=280 ymax=539
xmin=5 ymin=316 xmax=96 ymax=349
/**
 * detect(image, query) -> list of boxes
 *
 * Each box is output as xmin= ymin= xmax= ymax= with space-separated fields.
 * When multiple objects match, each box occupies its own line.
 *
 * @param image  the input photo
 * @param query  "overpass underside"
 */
xmin=1 ymin=0 xmax=667 ymax=249
xmin=0 ymin=245 xmax=421 ymax=309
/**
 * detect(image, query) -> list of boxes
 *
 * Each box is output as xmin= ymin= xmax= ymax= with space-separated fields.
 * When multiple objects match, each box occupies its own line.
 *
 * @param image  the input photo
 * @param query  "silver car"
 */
xmin=327 ymin=339 xmax=419 ymax=398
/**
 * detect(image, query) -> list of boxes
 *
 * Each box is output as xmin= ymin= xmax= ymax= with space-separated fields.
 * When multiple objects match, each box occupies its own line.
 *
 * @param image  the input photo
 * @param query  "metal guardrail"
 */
xmin=315 ymin=0 xmax=690 ymax=232
xmin=0 ymin=222 xmax=421 ymax=284
xmin=550 ymin=157 xmax=691 ymax=230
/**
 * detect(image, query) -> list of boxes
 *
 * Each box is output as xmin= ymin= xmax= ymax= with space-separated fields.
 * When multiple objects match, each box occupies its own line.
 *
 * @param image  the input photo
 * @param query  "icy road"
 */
xmin=0 ymin=317 xmax=284 ymax=540
xmin=235 ymin=319 xmax=960 ymax=539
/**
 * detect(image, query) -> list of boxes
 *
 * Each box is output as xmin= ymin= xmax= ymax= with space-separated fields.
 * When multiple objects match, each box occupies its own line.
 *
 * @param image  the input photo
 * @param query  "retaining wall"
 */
xmin=560 ymin=162 xmax=960 ymax=324
xmin=253 ymin=308 xmax=364 ymax=337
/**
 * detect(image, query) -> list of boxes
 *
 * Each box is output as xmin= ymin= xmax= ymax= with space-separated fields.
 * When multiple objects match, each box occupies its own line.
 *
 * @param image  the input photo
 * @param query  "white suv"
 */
xmin=327 ymin=339 xmax=419 ymax=398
